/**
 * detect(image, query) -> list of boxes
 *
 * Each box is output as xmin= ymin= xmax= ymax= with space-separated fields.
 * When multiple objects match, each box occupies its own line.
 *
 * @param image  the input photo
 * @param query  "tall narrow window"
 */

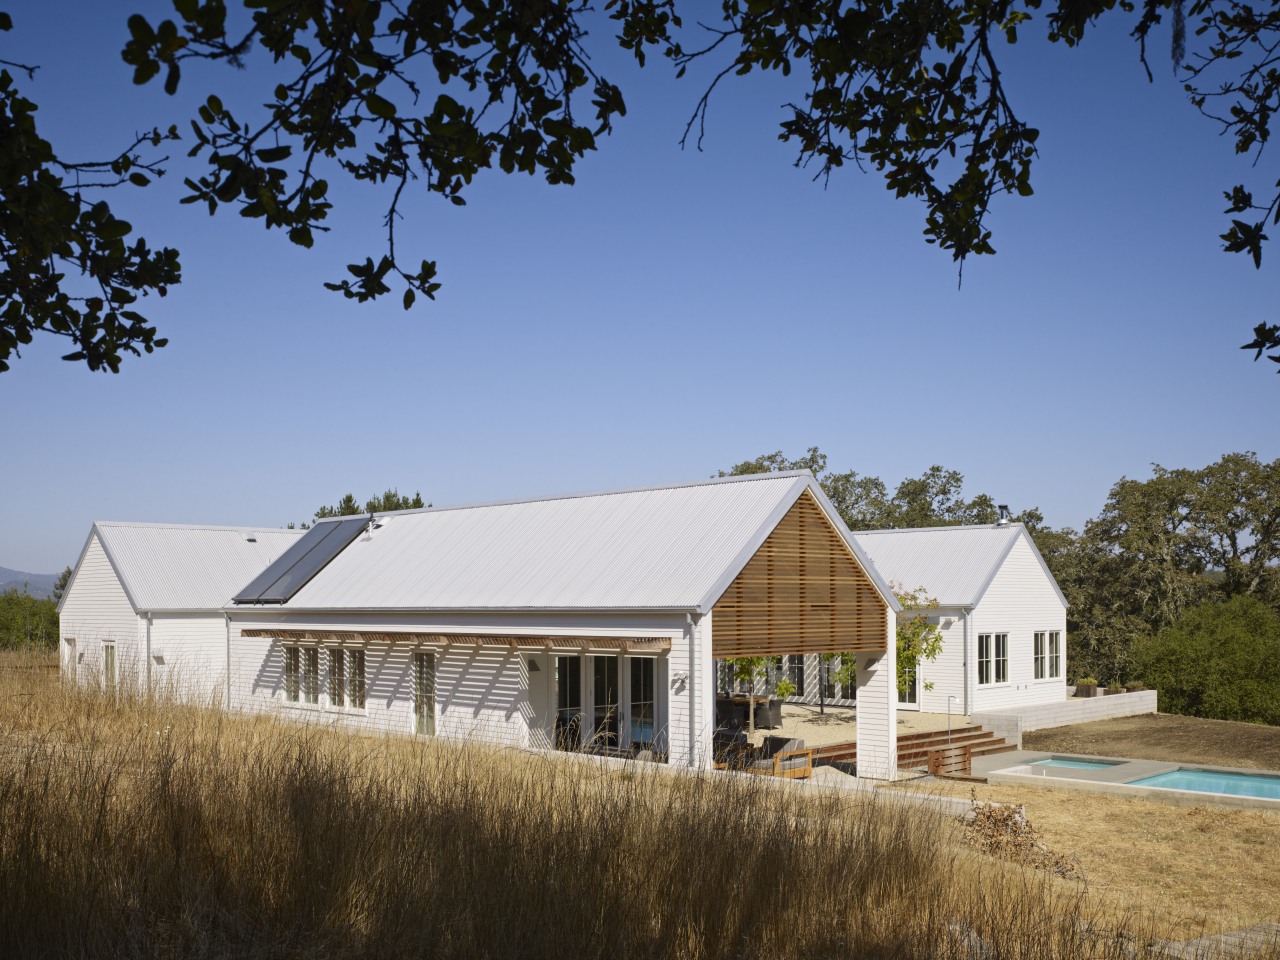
xmin=591 ymin=655 xmax=619 ymax=749
xmin=329 ymin=648 xmax=346 ymax=706
xmin=103 ymin=643 xmax=116 ymax=694
xmin=414 ymin=651 xmax=436 ymax=735
xmin=1048 ymin=631 xmax=1061 ymax=679
xmin=285 ymin=646 xmax=300 ymax=702
xmin=629 ymin=657 xmax=656 ymax=750
xmin=994 ymin=633 xmax=1008 ymax=684
xmin=555 ymin=655 xmax=582 ymax=750
xmin=898 ymin=663 xmax=918 ymax=704
xmin=1033 ymin=632 xmax=1047 ymax=680
xmin=978 ymin=634 xmax=992 ymax=686
xmin=787 ymin=655 xmax=805 ymax=697
xmin=347 ymin=649 xmax=366 ymax=708
xmin=303 ymin=647 xmax=319 ymax=704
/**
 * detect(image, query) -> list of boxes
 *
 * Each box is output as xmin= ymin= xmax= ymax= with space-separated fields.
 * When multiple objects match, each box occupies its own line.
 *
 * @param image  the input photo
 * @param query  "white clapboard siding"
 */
xmin=971 ymin=536 xmax=1068 ymax=712
xmin=59 ymin=533 xmax=142 ymax=689
xmin=148 ymin=614 xmax=229 ymax=705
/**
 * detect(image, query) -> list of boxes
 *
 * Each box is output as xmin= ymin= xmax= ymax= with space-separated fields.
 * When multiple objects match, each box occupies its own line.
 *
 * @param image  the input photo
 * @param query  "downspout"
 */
xmin=962 ymin=608 xmax=972 ymax=715
xmin=225 ymin=612 xmax=232 ymax=710
xmin=145 ymin=612 xmax=152 ymax=691
xmin=686 ymin=612 xmax=699 ymax=768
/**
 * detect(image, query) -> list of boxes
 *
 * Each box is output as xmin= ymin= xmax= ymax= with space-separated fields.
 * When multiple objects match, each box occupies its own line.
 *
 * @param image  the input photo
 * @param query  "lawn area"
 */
xmin=1023 ymin=712 xmax=1280 ymax=770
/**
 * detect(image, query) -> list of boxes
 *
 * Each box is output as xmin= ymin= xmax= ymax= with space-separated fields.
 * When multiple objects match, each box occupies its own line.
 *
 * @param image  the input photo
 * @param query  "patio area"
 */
xmin=740 ymin=703 xmax=972 ymax=751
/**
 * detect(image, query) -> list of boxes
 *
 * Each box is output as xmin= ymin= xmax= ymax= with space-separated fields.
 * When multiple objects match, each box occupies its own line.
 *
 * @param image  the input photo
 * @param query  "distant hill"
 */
xmin=0 ymin=567 xmax=58 ymax=600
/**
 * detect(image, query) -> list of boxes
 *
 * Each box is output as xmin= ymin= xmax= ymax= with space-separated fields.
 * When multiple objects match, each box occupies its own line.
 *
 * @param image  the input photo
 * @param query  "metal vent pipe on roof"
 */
xmin=996 ymin=504 xmax=1011 ymax=526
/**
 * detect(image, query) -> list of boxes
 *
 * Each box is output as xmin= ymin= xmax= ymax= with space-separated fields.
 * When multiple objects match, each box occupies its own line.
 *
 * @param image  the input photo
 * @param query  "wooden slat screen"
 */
xmin=240 ymin=629 xmax=670 ymax=651
xmin=710 ymin=490 xmax=888 ymax=658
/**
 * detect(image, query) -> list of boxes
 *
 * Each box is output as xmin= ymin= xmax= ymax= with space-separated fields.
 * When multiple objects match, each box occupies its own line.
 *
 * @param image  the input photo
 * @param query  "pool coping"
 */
xmin=974 ymin=750 xmax=1280 ymax=811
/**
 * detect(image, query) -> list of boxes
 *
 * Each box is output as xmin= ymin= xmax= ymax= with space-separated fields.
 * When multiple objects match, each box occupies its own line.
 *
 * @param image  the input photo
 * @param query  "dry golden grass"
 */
xmin=1 ymin=650 xmax=1275 ymax=960
xmin=889 ymin=776 xmax=1280 ymax=938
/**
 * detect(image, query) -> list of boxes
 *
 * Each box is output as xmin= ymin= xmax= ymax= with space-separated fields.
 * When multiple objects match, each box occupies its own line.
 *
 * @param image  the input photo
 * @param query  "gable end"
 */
xmin=710 ymin=490 xmax=889 ymax=658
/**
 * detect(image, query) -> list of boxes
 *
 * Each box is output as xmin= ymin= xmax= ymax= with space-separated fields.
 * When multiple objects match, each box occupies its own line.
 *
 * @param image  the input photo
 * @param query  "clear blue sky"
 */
xmin=2 ymin=3 xmax=1275 ymax=573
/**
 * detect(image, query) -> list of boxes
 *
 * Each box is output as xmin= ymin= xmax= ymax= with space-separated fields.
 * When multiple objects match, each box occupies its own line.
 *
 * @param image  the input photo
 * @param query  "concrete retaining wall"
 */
xmin=971 ymin=690 xmax=1158 ymax=747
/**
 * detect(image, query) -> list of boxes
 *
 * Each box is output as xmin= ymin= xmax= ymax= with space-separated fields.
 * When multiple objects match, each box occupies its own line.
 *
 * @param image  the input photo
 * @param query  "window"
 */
xmin=591 ymin=655 xmax=620 ymax=748
xmin=554 ymin=655 xmax=581 ymax=750
xmin=347 ymin=648 xmax=366 ymax=708
xmin=629 ymin=657 xmax=656 ymax=750
xmin=329 ymin=649 xmax=346 ymax=705
xmin=328 ymin=648 xmax=366 ymax=708
xmin=103 ymin=643 xmax=116 ymax=694
xmin=978 ymin=633 xmax=1008 ymax=685
xmin=1034 ymin=632 xmax=1046 ymax=680
xmin=898 ymin=663 xmax=918 ymax=704
xmin=285 ymin=646 xmax=300 ymax=702
xmin=303 ymin=648 xmax=319 ymax=704
xmin=787 ymin=655 xmax=805 ymax=697
xmin=414 ymin=651 xmax=436 ymax=735
xmin=285 ymin=646 xmax=319 ymax=704
xmin=1048 ymin=631 xmax=1061 ymax=679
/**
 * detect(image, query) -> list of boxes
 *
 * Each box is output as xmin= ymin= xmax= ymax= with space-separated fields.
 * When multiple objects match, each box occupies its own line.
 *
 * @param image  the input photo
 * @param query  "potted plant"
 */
xmin=1105 ymin=680 xmax=1126 ymax=696
xmin=1126 ymin=681 xmax=1147 ymax=693
xmin=1075 ymin=677 xmax=1099 ymax=698
xmin=774 ymin=678 xmax=797 ymax=701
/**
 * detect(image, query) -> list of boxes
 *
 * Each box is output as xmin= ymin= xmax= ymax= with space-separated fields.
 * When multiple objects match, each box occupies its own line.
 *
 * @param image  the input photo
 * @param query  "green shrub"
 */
xmin=0 ymin=588 xmax=58 ymax=650
xmin=1132 ymin=596 xmax=1280 ymax=724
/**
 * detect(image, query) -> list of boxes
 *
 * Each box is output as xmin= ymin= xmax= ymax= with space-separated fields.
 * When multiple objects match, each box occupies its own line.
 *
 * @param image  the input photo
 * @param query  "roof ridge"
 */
xmin=851 ymin=521 xmax=1023 ymax=536
xmin=309 ymin=470 xmax=816 ymax=524
xmin=95 ymin=521 xmax=304 ymax=534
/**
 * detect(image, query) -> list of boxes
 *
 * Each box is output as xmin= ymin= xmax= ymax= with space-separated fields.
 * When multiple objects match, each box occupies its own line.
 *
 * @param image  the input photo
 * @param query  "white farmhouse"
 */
xmin=783 ymin=521 xmax=1068 ymax=715
xmin=220 ymin=472 xmax=904 ymax=777
xmin=57 ymin=522 xmax=304 ymax=702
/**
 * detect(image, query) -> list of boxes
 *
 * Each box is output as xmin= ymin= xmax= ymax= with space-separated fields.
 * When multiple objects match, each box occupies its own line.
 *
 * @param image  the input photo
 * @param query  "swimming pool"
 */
xmin=1030 ymin=758 xmax=1122 ymax=771
xmin=1129 ymin=768 xmax=1280 ymax=801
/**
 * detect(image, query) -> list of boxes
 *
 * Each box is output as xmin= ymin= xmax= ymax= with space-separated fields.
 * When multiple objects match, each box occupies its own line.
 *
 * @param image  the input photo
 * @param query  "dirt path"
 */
xmin=1023 ymin=713 xmax=1280 ymax=770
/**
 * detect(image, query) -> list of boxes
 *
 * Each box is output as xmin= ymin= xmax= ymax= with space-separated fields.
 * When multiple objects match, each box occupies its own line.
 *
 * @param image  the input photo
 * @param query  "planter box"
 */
xmin=1104 ymin=687 xmax=1127 ymax=696
xmin=1075 ymin=683 xmax=1098 ymax=698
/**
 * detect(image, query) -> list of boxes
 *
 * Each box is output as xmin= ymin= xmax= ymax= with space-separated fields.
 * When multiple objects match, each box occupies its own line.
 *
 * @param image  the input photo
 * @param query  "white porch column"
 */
xmin=855 ymin=609 xmax=898 ymax=780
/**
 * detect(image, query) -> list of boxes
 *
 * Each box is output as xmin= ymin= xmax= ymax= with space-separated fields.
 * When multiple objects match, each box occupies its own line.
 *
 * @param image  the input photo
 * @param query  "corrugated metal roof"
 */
xmin=93 ymin=522 xmax=305 ymax=612
xmin=245 ymin=472 xmax=897 ymax=613
xmin=850 ymin=523 xmax=1026 ymax=607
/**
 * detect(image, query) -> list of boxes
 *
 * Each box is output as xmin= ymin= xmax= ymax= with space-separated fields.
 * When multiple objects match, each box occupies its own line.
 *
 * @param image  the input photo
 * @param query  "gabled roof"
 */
xmin=60 ymin=522 xmax=305 ymax=614
xmin=233 ymin=472 xmax=900 ymax=614
xmin=850 ymin=522 xmax=1067 ymax=608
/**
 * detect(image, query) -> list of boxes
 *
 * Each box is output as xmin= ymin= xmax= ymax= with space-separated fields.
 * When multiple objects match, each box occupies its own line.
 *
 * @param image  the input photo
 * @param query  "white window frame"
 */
xmin=283 ymin=643 xmax=320 ymax=706
xmin=1033 ymin=631 xmax=1047 ymax=680
xmin=978 ymin=632 xmax=1008 ymax=686
xmin=326 ymin=647 xmax=367 ymax=710
xmin=1048 ymin=630 xmax=1062 ymax=679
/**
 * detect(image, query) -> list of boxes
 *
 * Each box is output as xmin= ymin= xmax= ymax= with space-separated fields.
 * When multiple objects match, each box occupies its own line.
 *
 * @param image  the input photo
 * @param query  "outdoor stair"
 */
xmin=811 ymin=725 xmax=1015 ymax=771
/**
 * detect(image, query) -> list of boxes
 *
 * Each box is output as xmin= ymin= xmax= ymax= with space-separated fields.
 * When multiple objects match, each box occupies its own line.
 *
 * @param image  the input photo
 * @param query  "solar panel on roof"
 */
xmin=233 ymin=516 xmax=368 ymax=604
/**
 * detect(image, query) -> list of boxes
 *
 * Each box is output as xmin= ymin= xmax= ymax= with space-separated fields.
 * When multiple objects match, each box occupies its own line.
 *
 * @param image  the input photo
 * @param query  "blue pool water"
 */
xmin=1030 ymin=758 xmax=1121 ymax=770
xmin=1130 ymin=769 xmax=1280 ymax=800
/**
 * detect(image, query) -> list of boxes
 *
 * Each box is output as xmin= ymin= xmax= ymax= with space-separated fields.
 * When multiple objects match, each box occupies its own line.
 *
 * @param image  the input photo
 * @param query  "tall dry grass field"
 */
xmin=0 ymin=650 xmax=1267 ymax=959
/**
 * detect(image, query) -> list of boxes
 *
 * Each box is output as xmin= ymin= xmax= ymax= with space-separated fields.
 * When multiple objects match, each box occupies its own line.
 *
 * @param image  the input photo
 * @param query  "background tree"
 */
xmin=1131 ymin=596 xmax=1280 ymax=724
xmin=893 ymin=586 xmax=945 ymax=698
xmin=2 ymin=1 xmax=1277 ymax=372
xmin=1052 ymin=452 xmax=1280 ymax=684
xmin=719 ymin=447 xmax=1046 ymax=534
xmin=51 ymin=566 xmax=72 ymax=604
xmin=0 ymin=588 xmax=58 ymax=649
xmin=294 ymin=487 xmax=428 ymax=527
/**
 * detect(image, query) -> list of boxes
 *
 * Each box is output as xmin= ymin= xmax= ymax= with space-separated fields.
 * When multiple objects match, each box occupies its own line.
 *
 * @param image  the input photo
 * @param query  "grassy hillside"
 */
xmin=1 ymin=654 xmax=1275 ymax=960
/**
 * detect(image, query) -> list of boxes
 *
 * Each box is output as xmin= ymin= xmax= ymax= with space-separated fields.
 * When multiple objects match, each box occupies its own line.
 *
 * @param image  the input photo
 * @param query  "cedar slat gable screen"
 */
xmin=711 ymin=490 xmax=888 ymax=658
